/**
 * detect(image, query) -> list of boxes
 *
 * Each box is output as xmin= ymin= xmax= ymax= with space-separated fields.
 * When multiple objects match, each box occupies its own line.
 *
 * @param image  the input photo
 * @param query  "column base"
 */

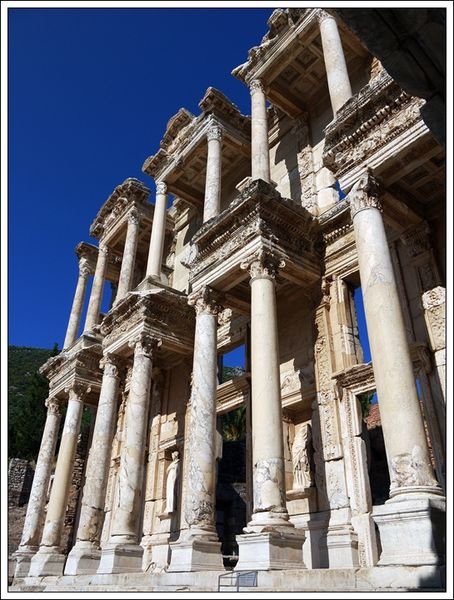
xmin=373 ymin=492 xmax=445 ymax=566
xmin=12 ymin=546 xmax=38 ymax=578
xmin=235 ymin=530 xmax=306 ymax=571
xmin=97 ymin=543 xmax=144 ymax=574
xmin=168 ymin=536 xmax=224 ymax=572
xmin=64 ymin=541 xmax=101 ymax=575
xmin=28 ymin=546 xmax=66 ymax=577
xmin=322 ymin=526 xmax=359 ymax=568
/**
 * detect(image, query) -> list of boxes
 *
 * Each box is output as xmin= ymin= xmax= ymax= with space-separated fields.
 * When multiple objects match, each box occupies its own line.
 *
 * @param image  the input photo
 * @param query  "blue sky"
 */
xmin=8 ymin=7 xmax=273 ymax=350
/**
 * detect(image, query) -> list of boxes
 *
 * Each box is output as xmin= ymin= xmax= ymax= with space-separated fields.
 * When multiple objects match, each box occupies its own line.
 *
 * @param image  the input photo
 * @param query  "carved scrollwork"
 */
xmin=188 ymin=286 xmax=223 ymax=316
xmin=240 ymin=248 xmax=285 ymax=281
xmin=422 ymin=286 xmax=445 ymax=310
xmin=348 ymin=169 xmax=382 ymax=219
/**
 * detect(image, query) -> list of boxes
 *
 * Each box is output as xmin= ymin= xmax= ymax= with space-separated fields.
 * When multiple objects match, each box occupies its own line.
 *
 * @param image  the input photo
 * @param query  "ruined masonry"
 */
xmin=12 ymin=8 xmax=446 ymax=593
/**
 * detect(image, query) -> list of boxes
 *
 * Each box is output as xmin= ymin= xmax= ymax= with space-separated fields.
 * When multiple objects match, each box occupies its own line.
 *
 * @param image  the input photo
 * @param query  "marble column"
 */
xmin=29 ymin=385 xmax=90 ymax=577
xmin=203 ymin=120 xmax=223 ymax=222
xmin=115 ymin=209 xmax=140 ymax=303
xmin=318 ymin=10 xmax=352 ymax=116
xmin=146 ymin=181 xmax=167 ymax=280
xmin=65 ymin=355 xmax=122 ymax=575
xmin=13 ymin=397 xmax=62 ymax=577
xmin=235 ymin=250 xmax=305 ymax=570
xmin=84 ymin=243 xmax=109 ymax=332
xmin=97 ymin=334 xmax=160 ymax=574
xmin=250 ymin=79 xmax=270 ymax=183
xmin=348 ymin=171 xmax=445 ymax=566
xmin=63 ymin=257 xmax=92 ymax=349
xmin=168 ymin=286 xmax=224 ymax=572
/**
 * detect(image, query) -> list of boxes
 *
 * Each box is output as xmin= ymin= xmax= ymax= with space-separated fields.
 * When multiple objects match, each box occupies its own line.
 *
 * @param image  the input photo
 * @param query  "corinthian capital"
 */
xmin=98 ymin=242 xmax=109 ymax=257
xmin=128 ymin=208 xmax=140 ymax=226
xmin=348 ymin=169 xmax=382 ymax=220
xmin=129 ymin=333 xmax=162 ymax=358
xmin=78 ymin=257 xmax=92 ymax=278
xmin=45 ymin=396 xmax=62 ymax=416
xmin=188 ymin=286 xmax=223 ymax=316
xmin=207 ymin=120 xmax=223 ymax=142
xmin=240 ymin=248 xmax=285 ymax=281
xmin=316 ymin=9 xmax=334 ymax=24
xmin=156 ymin=181 xmax=167 ymax=195
xmin=249 ymin=79 xmax=265 ymax=95
xmin=66 ymin=383 xmax=92 ymax=402
xmin=100 ymin=352 xmax=122 ymax=378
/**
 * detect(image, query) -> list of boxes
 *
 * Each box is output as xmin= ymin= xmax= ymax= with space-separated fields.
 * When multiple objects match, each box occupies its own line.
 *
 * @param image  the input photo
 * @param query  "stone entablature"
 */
xmin=323 ymin=70 xmax=425 ymax=182
xmin=99 ymin=287 xmax=195 ymax=359
xmin=89 ymin=178 xmax=151 ymax=240
xmin=188 ymin=179 xmax=321 ymax=292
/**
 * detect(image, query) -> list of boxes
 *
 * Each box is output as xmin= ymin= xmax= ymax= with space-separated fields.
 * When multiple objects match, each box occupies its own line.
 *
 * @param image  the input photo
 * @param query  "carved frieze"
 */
xmin=323 ymin=71 xmax=425 ymax=177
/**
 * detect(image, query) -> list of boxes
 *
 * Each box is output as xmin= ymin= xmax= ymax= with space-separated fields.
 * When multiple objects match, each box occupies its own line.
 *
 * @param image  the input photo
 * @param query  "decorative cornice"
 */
xmin=188 ymin=286 xmax=223 ymax=316
xmin=348 ymin=170 xmax=382 ymax=220
xmin=240 ymin=248 xmax=285 ymax=281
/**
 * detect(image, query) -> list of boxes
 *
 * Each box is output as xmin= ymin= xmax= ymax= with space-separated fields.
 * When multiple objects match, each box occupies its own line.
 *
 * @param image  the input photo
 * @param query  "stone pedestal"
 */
xmin=63 ymin=541 xmax=101 ymax=575
xmin=97 ymin=543 xmax=144 ymax=574
xmin=28 ymin=546 xmax=66 ymax=577
xmin=235 ymin=531 xmax=305 ymax=571
xmin=373 ymin=493 xmax=445 ymax=566
xmin=168 ymin=536 xmax=223 ymax=572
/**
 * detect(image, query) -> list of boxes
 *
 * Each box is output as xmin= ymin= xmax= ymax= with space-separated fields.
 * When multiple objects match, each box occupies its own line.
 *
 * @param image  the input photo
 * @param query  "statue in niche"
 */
xmin=292 ymin=423 xmax=314 ymax=490
xmin=165 ymin=451 xmax=180 ymax=514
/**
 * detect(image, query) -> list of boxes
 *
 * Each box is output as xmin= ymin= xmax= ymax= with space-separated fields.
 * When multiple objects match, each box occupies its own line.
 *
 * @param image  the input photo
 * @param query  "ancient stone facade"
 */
xmin=11 ymin=8 xmax=445 ymax=592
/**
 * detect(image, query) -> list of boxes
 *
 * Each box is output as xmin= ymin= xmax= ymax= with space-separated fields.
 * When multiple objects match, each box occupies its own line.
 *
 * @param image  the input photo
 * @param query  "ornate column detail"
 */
xmin=349 ymin=171 xmax=382 ymax=219
xmin=115 ymin=209 xmax=141 ymax=303
xmin=422 ymin=286 xmax=446 ymax=400
xmin=203 ymin=119 xmax=223 ymax=222
xmin=29 ymin=385 xmax=90 ymax=577
xmin=65 ymin=354 xmax=123 ymax=575
xmin=317 ymin=10 xmax=353 ymax=116
xmin=14 ymin=397 xmax=63 ymax=577
xmin=98 ymin=335 xmax=160 ymax=574
xmin=168 ymin=287 xmax=224 ymax=572
xmin=250 ymin=78 xmax=270 ymax=183
xmin=146 ymin=181 xmax=168 ymax=280
xmin=240 ymin=247 xmax=285 ymax=281
xmin=64 ymin=258 xmax=92 ymax=349
xmin=84 ymin=243 xmax=109 ymax=332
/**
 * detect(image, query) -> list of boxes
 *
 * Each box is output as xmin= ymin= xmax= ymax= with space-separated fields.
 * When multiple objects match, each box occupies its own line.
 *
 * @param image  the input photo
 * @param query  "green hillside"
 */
xmin=8 ymin=345 xmax=57 ymax=462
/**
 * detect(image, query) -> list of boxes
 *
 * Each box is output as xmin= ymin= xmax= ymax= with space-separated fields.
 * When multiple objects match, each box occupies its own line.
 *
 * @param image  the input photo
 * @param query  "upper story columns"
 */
xmin=250 ymin=79 xmax=271 ymax=183
xmin=203 ymin=120 xmax=223 ymax=222
xmin=63 ymin=257 xmax=92 ymax=349
xmin=146 ymin=181 xmax=168 ymax=280
xmin=317 ymin=10 xmax=353 ymax=117
xmin=84 ymin=242 xmax=109 ymax=333
xmin=115 ymin=209 xmax=141 ymax=303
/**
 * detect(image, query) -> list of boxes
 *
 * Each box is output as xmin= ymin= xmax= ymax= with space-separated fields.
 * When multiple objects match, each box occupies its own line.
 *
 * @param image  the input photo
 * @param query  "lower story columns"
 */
xmin=348 ymin=171 xmax=445 ymax=566
xmin=168 ymin=287 xmax=224 ymax=572
xmin=235 ymin=250 xmax=305 ymax=570
xmin=97 ymin=335 xmax=160 ymax=574
xmin=29 ymin=385 xmax=90 ymax=577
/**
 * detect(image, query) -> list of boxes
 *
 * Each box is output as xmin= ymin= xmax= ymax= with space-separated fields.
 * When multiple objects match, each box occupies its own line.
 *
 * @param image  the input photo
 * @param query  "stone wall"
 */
xmin=8 ymin=458 xmax=33 ymax=507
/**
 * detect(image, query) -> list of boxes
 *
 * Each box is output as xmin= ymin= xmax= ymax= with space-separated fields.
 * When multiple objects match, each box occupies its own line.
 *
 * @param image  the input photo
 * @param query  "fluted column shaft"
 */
xmin=318 ymin=11 xmax=352 ymax=116
xmin=64 ymin=355 xmax=121 ymax=575
xmin=183 ymin=287 xmax=222 ymax=537
xmin=146 ymin=182 xmax=167 ymax=279
xmin=250 ymin=79 xmax=270 ymax=183
xmin=110 ymin=335 xmax=159 ymax=542
xmin=64 ymin=258 xmax=91 ymax=349
xmin=241 ymin=251 xmax=290 ymax=530
xmin=203 ymin=122 xmax=223 ymax=222
xmin=348 ymin=172 xmax=440 ymax=497
xmin=116 ymin=210 xmax=140 ymax=302
xmin=85 ymin=243 xmax=108 ymax=332
xmin=16 ymin=398 xmax=62 ymax=553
